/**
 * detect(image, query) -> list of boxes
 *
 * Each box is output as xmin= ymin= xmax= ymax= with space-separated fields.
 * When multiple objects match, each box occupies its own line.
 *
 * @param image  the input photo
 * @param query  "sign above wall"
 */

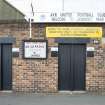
xmin=34 ymin=12 xmax=105 ymax=23
xmin=23 ymin=40 xmax=47 ymax=59
xmin=32 ymin=0 xmax=105 ymax=23
xmin=46 ymin=27 xmax=102 ymax=38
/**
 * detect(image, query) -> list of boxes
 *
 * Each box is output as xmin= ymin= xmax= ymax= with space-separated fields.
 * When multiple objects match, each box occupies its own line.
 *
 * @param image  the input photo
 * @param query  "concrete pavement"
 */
xmin=0 ymin=93 xmax=105 ymax=105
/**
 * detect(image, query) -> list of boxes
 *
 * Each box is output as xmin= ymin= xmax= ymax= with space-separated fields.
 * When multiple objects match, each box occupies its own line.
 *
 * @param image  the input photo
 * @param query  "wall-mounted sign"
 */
xmin=46 ymin=27 xmax=102 ymax=38
xmin=31 ymin=0 xmax=105 ymax=23
xmin=23 ymin=40 xmax=47 ymax=59
xmin=34 ymin=12 xmax=105 ymax=23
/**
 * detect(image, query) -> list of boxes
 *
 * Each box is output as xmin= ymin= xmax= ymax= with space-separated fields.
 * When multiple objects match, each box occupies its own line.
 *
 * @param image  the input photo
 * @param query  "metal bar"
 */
xmin=29 ymin=18 xmax=32 ymax=39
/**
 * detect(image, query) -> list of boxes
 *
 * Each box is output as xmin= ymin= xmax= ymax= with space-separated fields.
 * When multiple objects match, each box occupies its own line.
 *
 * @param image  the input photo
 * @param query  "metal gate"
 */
xmin=58 ymin=44 xmax=86 ymax=91
xmin=0 ymin=44 xmax=12 ymax=90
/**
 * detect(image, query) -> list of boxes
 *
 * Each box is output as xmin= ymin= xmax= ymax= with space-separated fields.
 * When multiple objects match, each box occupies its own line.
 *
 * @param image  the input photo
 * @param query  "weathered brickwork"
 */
xmin=0 ymin=23 xmax=105 ymax=92
xmin=86 ymin=43 xmax=105 ymax=92
xmin=13 ymin=53 xmax=58 ymax=92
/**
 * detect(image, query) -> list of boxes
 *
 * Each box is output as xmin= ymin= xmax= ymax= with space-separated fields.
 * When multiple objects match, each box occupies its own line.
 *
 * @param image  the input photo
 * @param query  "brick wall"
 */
xmin=86 ymin=43 xmax=105 ymax=92
xmin=13 ymin=52 xmax=58 ymax=93
xmin=0 ymin=23 xmax=105 ymax=92
xmin=0 ymin=23 xmax=58 ymax=93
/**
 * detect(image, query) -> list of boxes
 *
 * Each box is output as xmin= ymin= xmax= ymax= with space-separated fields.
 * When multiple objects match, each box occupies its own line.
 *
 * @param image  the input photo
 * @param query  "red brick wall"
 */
xmin=86 ymin=43 xmax=105 ymax=92
xmin=0 ymin=23 xmax=105 ymax=92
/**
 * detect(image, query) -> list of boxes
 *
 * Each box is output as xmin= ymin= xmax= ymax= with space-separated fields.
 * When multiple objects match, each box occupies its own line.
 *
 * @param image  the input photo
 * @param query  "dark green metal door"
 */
xmin=0 ymin=44 xmax=12 ymax=90
xmin=58 ymin=44 xmax=86 ymax=91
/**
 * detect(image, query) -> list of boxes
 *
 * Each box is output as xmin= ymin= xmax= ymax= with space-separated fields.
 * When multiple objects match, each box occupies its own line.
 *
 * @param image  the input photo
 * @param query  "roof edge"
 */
xmin=4 ymin=0 xmax=25 ymax=17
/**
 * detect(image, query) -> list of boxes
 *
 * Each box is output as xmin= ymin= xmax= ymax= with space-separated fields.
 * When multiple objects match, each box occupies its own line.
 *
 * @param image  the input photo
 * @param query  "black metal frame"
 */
xmin=22 ymin=39 xmax=48 ymax=59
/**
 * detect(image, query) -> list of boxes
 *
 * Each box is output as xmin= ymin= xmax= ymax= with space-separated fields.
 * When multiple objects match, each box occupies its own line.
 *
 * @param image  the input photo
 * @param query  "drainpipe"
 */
xmin=29 ymin=18 xmax=32 ymax=39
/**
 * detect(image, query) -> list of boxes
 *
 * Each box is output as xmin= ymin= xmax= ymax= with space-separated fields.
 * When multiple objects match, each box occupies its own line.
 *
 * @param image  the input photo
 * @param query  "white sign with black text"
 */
xmin=34 ymin=12 xmax=105 ymax=23
xmin=24 ymin=41 xmax=47 ymax=59
xmin=32 ymin=0 xmax=105 ymax=23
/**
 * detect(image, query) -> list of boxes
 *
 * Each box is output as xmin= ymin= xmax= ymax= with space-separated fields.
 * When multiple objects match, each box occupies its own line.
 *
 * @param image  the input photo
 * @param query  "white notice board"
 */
xmin=23 ymin=41 xmax=47 ymax=59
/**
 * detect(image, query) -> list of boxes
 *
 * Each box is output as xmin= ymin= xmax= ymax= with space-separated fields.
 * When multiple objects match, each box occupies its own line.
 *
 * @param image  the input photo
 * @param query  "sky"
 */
xmin=6 ymin=0 xmax=105 ymax=19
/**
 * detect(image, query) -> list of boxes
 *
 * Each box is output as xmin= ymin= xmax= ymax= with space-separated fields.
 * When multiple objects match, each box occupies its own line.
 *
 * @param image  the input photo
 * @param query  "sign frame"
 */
xmin=23 ymin=40 xmax=48 ymax=59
